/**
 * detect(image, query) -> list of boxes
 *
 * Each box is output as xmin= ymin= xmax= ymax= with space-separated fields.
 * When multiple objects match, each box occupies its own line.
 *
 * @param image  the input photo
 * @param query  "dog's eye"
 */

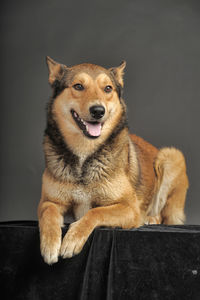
xmin=73 ymin=83 xmax=84 ymax=91
xmin=104 ymin=85 xmax=112 ymax=93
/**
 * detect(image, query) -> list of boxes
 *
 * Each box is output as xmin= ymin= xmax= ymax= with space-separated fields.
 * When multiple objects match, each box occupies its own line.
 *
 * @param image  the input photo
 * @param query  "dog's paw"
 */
xmin=144 ymin=215 xmax=161 ymax=225
xmin=40 ymin=233 xmax=61 ymax=265
xmin=60 ymin=221 xmax=88 ymax=259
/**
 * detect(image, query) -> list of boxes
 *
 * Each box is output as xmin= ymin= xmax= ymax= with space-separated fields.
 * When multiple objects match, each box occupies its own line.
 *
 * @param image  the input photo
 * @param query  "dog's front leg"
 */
xmin=38 ymin=200 xmax=65 ymax=265
xmin=60 ymin=200 xmax=141 ymax=258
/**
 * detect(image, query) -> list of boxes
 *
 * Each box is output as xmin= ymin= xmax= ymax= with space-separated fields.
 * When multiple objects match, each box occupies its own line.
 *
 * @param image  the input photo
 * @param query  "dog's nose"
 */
xmin=89 ymin=105 xmax=105 ymax=119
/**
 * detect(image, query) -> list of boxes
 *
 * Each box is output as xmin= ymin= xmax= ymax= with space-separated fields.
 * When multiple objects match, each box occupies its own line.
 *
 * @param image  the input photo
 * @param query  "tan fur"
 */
xmin=38 ymin=58 xmax=189 ymax=264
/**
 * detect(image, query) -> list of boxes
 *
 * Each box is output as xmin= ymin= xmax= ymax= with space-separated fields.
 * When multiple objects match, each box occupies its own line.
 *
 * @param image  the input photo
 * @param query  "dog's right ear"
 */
xmin=46 ymin=56 xmax=65 ymax=86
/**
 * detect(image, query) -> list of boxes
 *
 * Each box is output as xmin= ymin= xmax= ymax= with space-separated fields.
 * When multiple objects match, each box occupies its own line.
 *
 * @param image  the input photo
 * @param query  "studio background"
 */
xmin=0 ymin=0 xmax=199 ymax=224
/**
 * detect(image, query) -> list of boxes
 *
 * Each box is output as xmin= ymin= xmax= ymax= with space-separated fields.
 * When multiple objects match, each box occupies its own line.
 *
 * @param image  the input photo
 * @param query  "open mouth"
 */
xmin=71 ymin=109 xmax=103 ymax=139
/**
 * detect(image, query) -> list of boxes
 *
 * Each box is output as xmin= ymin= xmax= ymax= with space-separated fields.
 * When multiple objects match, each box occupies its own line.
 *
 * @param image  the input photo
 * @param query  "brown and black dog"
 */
xmin=38 ymin=57 xmax=189 ymax=264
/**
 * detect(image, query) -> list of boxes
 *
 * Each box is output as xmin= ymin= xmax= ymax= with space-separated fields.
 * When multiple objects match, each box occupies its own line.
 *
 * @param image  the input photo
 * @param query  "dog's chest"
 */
xmin=71 ymin=187 xmax=92 ymax=220
xmin=71 ymin=186 xmax=91 ymax=204
xmin=67 ymin=155 xmax=110 ymax=184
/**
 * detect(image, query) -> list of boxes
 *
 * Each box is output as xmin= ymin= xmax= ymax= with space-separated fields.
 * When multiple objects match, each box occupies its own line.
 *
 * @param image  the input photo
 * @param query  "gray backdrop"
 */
xmin=0 ymin=0 xmax=199 ymax=224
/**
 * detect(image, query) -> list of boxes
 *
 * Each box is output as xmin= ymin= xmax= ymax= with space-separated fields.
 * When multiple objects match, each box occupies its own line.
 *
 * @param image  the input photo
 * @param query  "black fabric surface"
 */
xmin=0 ymin=221 xmax=200 ymax=300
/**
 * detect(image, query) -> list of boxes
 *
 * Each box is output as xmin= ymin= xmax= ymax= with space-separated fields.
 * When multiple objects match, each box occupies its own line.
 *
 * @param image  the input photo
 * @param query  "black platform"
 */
xmin=0 ymin=221 xmax=200 ymax=300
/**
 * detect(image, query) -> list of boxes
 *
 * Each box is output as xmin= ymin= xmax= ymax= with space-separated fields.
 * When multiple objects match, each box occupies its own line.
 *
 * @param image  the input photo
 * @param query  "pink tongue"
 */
xmin=85 ymin=122 xmax=102 ymax=137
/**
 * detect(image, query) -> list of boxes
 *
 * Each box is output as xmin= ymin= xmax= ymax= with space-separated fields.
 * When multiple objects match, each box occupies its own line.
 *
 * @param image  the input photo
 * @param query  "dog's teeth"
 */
xmin=74 ymin=112 xmax=78 ymax=118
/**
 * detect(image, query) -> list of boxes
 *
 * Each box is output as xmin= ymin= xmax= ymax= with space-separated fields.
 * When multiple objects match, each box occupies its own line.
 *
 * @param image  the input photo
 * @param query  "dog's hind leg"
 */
xmin=151 ymin=147 xmax=189 ymax=225
xmin=161 ymin=181 xmax=188 ymax=225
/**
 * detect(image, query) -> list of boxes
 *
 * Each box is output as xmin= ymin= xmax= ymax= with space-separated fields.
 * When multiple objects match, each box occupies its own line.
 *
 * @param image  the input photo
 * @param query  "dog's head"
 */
xmin=46 ymin=57 xmax=126 ymax=154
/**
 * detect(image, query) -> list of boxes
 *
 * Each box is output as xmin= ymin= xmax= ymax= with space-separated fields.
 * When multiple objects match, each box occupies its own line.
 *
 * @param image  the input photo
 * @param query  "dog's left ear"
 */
xmin=46 ymin=56 xmax=66 ymax=86
xmin=109 ymin=61 xmax=126 ymax=87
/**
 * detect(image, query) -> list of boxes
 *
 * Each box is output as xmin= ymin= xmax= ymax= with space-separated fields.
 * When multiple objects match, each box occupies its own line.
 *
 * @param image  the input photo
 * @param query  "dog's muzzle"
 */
xmin=71 ymin=109 xmax=104 ymax=139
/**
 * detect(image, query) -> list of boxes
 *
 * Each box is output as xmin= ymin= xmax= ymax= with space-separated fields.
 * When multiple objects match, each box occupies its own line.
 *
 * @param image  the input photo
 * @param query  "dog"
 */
xmin=38 ymin=56 xmax=189 ymax=264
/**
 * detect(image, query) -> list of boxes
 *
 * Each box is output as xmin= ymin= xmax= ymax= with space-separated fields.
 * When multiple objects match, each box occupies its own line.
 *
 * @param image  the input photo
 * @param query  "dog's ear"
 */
xmin=46 ymin=56 xmax=66 ymax=85
xmin=109 ymin=61 xmax=126 ymax=87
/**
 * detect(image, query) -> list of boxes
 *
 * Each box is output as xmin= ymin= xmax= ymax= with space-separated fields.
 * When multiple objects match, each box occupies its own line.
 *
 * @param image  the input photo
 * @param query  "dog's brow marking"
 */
xmin=96 ymin=73 xmax=111 ymax=85
xmin=72 ymin=72 xmax=92 ymax=85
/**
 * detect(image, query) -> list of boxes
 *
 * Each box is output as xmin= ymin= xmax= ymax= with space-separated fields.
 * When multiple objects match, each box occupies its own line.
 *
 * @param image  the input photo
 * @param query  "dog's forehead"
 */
xmin=68 ymin=63 xmax=112 ymax=82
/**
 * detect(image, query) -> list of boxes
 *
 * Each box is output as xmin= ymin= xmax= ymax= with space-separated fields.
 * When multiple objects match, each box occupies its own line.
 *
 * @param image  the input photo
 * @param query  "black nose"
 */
xmin=89 ymin=105 xmax=105 ymax=119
